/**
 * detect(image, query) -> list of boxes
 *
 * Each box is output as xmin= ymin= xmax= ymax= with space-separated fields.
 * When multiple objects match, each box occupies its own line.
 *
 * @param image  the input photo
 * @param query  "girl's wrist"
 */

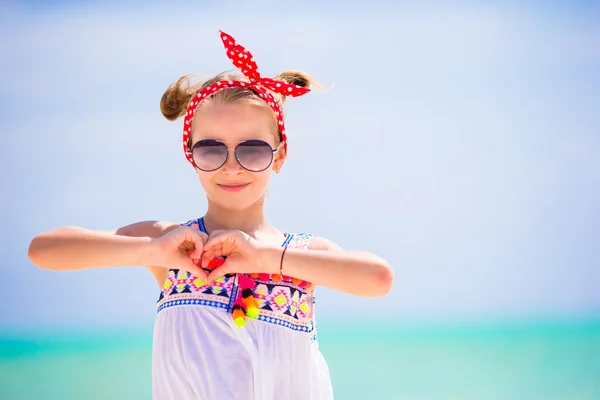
xmin=138 ymin=236 xmax=162 ymax=266
xmin=258 ymin=244 xmax=286 ymax=275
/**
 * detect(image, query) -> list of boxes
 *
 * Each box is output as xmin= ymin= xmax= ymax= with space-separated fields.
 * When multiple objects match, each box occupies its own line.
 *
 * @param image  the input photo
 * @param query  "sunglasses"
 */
xmin=187 ymin=139 xmax=280 ymax=172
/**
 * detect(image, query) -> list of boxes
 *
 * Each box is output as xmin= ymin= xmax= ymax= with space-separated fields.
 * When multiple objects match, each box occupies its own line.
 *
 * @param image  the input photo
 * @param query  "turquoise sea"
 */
xmin=1 ymin=318 xmax=599 ymax=400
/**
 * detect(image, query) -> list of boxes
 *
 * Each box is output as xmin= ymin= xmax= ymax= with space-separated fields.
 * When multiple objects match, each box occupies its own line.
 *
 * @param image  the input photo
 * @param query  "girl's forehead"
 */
xmin=191 ymin=103 xmax=276 ymax=143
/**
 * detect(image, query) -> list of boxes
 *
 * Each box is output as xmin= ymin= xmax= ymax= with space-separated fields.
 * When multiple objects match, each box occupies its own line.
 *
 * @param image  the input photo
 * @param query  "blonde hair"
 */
xmin=160 ymin=70 xmax=319 ymax=145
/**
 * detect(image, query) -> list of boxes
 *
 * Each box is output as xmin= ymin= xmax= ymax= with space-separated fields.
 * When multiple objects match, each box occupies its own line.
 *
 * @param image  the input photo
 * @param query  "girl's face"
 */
xmin=190 ymin=102 xmax=286 ymax=211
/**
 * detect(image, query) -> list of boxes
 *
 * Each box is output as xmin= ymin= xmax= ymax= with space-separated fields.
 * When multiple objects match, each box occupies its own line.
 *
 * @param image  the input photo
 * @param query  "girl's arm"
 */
xmin=201 ymin=231 xmax=395 ymax=298
xmin=28 ymin=221 xmax=179 ymax=288
xmin=272 ymin=237 xmax=394 ymax=298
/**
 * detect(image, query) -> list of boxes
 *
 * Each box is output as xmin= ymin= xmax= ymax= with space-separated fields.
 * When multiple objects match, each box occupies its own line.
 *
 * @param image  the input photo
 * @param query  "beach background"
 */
xmin=1 ymin=0 xmax=599 ymax=399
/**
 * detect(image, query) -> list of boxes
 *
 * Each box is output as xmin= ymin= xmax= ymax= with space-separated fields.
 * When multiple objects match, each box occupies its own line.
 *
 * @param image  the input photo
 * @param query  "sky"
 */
xmin=1 ymin=0 xmax=599 ymax=332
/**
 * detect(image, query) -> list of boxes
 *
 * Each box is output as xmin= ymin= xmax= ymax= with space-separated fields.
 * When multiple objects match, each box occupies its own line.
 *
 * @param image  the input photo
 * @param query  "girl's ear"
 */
xmin=273 ymin=146 xmax=287 ymax=174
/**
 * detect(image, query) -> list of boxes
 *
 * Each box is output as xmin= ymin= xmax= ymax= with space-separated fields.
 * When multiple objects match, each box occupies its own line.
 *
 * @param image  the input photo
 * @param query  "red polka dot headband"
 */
xmin=182 ymin=30 xmax=311 ymax=167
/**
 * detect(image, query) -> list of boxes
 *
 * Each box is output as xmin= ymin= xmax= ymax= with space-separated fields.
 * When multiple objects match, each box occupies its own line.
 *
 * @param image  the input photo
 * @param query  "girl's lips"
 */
xmin=217 ymin=183 xmax=250 ymax=192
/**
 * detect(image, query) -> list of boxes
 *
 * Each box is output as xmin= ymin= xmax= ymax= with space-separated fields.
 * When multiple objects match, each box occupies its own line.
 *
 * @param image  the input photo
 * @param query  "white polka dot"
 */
xmin=250 ymin=58 xmax=255 ymax=62
xmin=276 ymin=83 xmax=281 ymax=87
xmin=287 ymin=87 xmax=292 ymax=92
xmin=230 ymin=51 xmax=234 ymax=55
xmin=228 ymin=80 xmax=233 ymax=84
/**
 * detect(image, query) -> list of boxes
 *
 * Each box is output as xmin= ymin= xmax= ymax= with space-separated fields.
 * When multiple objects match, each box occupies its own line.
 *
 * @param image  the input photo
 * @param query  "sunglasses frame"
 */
xmin=186 ymin=139 xmax=281 ymax=173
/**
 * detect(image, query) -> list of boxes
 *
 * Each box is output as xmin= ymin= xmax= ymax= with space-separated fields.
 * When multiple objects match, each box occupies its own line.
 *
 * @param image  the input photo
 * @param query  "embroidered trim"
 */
xmin=156 ymin=218 xmax=317 ymax=335
xmin=158 ymin=298 xmax=229 ymax=313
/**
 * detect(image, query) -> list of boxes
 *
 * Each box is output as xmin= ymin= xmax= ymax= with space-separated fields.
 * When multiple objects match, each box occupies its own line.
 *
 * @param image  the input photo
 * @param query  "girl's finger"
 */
xmin=183 ymin=262 xmax=208 ymax=285
xmin=201 ymin=243 xmax=219 ymax=257
xmin=201 ymin=242 xmax=226 ymax=264
xmin=203 ymin=229 xmax=237 ymax=252
xmin=189 ymin=247 xmax=203 ymax=259
xmin=200 ymin=252 xmax=212 ymax=269
xmin=213 ymin=245 xmax=226 ymax=258
xmin=187 ymin=230 xmax=208 ymax=258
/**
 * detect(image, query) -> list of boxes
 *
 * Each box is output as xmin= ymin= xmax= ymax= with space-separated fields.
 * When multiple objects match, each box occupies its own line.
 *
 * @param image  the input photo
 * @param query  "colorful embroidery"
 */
xmin=156 ymin=218 xmax=316 ymax=336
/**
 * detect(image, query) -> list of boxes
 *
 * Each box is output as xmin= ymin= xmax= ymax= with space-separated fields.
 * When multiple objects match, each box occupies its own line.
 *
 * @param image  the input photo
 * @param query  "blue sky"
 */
xmin=1 ymin=0 xmax=599 ymax=331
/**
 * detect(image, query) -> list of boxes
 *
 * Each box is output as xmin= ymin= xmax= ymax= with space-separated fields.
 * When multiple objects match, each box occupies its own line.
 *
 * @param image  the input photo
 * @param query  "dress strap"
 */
xmin=283 ymin=232 xmax=312 ymax=250
xmin=198 ymin=217 xmax=207 ymax=234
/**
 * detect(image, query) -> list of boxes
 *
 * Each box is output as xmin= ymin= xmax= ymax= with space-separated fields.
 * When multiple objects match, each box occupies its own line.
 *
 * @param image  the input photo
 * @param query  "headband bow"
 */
xmin=182 ymin=30 xmax=311 ymax=167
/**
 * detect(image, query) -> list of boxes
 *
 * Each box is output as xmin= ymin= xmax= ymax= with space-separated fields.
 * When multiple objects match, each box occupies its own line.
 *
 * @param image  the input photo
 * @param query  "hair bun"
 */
xmin=275 ymin=70 xmax=312 ymax=89
xmin=160 ymin=75 xmax=197 ymax=121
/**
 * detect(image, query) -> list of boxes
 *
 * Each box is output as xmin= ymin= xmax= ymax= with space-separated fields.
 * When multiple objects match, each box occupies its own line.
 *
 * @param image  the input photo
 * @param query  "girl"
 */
xmin=28 ymin=30 xmax=394 ymax=400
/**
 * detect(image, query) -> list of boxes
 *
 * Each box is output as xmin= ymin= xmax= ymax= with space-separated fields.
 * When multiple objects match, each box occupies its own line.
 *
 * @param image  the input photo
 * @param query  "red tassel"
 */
xmin=238 ymin=274 xmax=255 ymax=290
xmin=258 ymin=273 xmax=270 ymax=281
xmin=206 ymin=257 xmax=225 ymax=271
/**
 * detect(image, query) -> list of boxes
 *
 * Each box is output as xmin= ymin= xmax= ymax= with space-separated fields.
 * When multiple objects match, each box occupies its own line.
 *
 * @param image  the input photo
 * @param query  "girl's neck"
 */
xmin=202 ymin=197 xmax=273 ymax=237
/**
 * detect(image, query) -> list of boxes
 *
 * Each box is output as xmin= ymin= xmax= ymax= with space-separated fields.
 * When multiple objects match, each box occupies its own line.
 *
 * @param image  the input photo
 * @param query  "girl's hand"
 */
xmin=150 ymin=226 xmax=209 ymax=280
xmin=201 ymin=230 xmax=278 ymax=284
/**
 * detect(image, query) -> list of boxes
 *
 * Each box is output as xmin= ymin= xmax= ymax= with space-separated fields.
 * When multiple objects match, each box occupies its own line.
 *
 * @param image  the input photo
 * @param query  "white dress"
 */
xmin=152 ymin=218 xmax=334 ymax=400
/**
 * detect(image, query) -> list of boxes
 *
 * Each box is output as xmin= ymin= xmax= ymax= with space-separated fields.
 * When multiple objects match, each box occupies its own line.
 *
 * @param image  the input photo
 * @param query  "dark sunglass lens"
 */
xmin=236 ymin=140 xmax=274 ymax=171
xmin=191 ymin=140 xmax=228 ymax=171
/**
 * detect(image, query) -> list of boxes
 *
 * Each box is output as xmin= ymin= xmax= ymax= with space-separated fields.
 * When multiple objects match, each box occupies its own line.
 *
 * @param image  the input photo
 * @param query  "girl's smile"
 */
xmin=217 ymin=182 xmax=250 ymax=192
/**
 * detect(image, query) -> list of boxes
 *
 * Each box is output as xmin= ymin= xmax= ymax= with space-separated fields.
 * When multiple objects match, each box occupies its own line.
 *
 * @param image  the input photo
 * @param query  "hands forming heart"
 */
xmin=151 ymin=226 xmax=275 ymax=285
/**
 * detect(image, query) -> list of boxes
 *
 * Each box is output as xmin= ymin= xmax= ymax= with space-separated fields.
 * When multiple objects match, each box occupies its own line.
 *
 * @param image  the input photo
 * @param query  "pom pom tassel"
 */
xmin=230 ymin=273 xmax=314 ymax=327
xmin=232 ymin=305 xmax=246 ymax=327
xmin=206 ymin=257 xmax=225 ymax=271
xmin=241 ymin=288 xmax=259 ymax=319
xmin=299 ymin=280 xmax=309 ymax=289
xmin=231 ymin=274 xmax=258 ymax=327
xmin=258 ymin=273 xmax=270 ymax=281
